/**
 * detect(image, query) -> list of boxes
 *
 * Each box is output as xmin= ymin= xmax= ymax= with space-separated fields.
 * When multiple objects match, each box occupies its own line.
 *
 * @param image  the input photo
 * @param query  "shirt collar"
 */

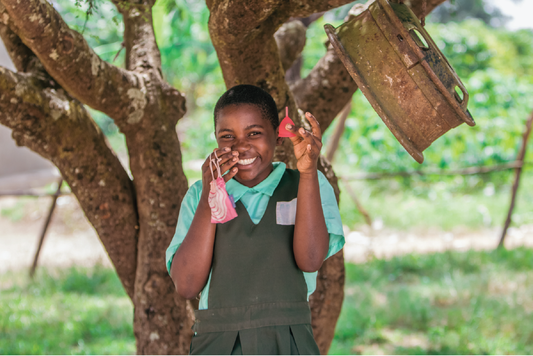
xmin=226 ymin=162 xmax=286 ymax=202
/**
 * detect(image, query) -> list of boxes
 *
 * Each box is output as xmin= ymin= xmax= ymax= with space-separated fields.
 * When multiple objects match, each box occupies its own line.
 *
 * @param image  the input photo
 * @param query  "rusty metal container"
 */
xmin=324 ymin=0 xmax=475 ymax=163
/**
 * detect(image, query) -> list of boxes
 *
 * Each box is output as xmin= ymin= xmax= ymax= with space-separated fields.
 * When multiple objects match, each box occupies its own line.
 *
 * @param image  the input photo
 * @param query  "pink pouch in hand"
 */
xmin=208 ymin=152 xmax=238 ymax=224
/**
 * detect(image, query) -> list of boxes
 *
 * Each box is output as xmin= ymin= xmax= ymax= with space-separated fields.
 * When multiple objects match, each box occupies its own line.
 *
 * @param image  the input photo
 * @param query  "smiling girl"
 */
xmin=166 ymin=85 xmax=344 ymax=355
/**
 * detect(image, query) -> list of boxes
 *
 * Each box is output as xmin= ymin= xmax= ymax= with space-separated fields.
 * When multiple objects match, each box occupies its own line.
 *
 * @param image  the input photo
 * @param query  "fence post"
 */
xmin=498 ymin=110 xmax=533 ymax=249
xmin=30 ymin=178 xmax=63 ymax=278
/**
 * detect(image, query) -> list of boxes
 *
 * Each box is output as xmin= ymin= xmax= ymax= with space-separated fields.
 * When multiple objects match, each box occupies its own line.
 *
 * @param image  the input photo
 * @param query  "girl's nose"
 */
xmin=232 ymin=139 xmax=250 ymax=153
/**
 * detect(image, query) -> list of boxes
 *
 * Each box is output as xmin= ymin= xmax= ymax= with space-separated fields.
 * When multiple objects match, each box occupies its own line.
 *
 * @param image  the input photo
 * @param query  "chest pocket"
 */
xmin=276 ymin=198 xmax=297 ymax=225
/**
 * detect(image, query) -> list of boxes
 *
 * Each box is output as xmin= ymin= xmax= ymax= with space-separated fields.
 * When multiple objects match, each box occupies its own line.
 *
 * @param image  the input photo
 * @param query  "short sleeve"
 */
xmin=165 ymin=180 xmax=203 ymax=274
xmin=317 ymin=171 xmax=345 ymax=259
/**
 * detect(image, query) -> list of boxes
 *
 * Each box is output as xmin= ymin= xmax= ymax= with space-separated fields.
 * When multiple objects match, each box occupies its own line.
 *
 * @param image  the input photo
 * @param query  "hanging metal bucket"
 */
xmin=324 ymin=0 xmax=475 ymax=163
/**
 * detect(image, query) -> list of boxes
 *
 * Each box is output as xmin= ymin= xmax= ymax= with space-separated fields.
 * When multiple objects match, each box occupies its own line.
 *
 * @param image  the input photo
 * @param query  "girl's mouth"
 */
xmin=237 ymin=157 xmax=257 ymax=166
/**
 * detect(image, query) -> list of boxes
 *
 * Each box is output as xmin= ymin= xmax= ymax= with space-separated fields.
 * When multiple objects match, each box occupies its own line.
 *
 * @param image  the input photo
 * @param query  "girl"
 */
xmin=166 ymin=85 xmax=344 ymax=355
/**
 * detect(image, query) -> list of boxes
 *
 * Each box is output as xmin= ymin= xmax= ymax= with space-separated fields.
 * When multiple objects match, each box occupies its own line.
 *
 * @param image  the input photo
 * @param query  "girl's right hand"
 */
xmin=201 ymin=147 xmax=239 ymax=198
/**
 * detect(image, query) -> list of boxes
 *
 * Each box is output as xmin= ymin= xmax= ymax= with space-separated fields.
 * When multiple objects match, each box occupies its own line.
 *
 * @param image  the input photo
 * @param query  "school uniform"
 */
xmin=166 ymin=162 xmax=345 ymax=355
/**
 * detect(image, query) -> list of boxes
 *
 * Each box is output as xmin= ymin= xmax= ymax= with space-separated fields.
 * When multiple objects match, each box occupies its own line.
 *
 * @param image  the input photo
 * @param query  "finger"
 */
xmin=213 ymin=147 xmax=230 ymax=154
xmin=220 ymin=155 xmax=239 ymax=173
xmin=224 ymin=166 xmax=239 ymax=183
xmin=219 ymin=151 xmax=239 ymax=167
xmin=305 ymin=112 xmax=322 ymax=140
xmin=285 ymin=123 xmax=305 ymax=145
xmin=213 ymin=146 xmax=232 ymax=160
xmin=299 ymin=128 xmax=320 ymax=156
xmin=204 ymin=147 xmax=229 ymax=168
xmin=299 ymin=127 xmax=315 ymax=146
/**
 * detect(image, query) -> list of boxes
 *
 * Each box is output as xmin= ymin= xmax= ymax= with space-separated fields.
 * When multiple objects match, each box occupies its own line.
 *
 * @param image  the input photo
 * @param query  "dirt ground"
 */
xmin=1 ymin=195 xmax=532 ymax=273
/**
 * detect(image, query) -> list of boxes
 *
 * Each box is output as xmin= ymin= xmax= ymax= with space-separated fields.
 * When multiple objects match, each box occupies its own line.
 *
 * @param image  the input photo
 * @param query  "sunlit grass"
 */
xmin=330 ymin=247 xmax=533 ymax=355
xmin=0 ymin=265 xmax=134 ymax=355
xmin=339 ymin=171 xmax=533 ymax=231
xmin=2 ymin=249 xmax=532 ymax=355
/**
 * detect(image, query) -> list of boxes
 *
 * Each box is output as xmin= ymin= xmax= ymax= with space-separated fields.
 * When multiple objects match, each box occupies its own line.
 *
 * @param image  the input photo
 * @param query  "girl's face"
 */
xmin=215 ymin=104 xmax=281 ymax=188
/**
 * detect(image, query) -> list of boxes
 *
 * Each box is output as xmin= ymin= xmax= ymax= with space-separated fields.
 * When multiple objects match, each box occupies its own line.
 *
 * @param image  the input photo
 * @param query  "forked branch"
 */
xmin=0 ymin=0 xmax=143 ymax=123
xmin=0 ymin=66 xmax=139 ymax=298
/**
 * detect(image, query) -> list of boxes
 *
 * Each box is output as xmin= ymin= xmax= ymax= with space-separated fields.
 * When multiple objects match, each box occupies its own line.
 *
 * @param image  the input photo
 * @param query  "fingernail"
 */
xmin=224 ymin=147 xmax=230 ymax=151
xmin=233 ymin=151 xmax=239 ymax=156
xmin=300 ymin=128 xmax=305 ymax=134
xmin=233 ymin=168 xmax=237 ymax=172
xmin=233 ymin=157 xmax=237 ymax=161
xmin=286 ymin=124 xmax=292 ymax=129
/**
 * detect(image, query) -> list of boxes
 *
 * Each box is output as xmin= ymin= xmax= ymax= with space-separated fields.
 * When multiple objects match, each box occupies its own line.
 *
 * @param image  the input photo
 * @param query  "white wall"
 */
xmin=0 ymin=39 xmax=59 ymax=192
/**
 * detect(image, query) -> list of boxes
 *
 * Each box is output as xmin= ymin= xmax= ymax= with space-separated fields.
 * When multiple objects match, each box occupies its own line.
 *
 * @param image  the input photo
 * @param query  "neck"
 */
xmin=235 ymin=163 xmax=274 ymax=188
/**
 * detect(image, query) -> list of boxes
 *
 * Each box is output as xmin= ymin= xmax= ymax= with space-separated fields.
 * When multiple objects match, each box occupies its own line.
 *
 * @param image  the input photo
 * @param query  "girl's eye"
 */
xmin=249 ymin=131 xmax=262 ymax=137
xmin=220 ymin=135 xmax=233 ymax=139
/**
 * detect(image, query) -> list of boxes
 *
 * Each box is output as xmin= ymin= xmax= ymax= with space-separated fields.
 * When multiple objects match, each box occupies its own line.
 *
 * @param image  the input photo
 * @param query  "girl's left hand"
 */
xmin=285 ymin=112 xmax=323 ymax=175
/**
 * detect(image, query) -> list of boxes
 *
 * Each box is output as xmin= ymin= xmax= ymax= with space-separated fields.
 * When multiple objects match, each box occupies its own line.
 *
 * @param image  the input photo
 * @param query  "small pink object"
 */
xmin=279 ymin=107 xmax=296 ymax=138
xmin=208 ymin=152 xmax=238 ymax=224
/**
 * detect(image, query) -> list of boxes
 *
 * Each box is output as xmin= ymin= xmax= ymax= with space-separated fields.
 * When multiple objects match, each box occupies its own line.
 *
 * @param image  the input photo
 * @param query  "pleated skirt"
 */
xmin=189 ymin=324 xmax=319 ymax=355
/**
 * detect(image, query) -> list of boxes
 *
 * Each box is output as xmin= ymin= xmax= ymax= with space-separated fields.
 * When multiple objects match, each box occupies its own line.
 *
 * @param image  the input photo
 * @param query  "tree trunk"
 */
xmin=0 ymin=0 xmax=446 ymax=353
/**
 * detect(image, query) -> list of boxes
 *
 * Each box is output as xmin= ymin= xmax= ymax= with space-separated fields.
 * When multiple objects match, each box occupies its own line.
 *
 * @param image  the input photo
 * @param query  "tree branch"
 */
xmin=111 ymin=0 xmax=162 ymax=74
xmin=0 ymin=0 xmax=149 ymax=124
xmin=274 ymin=20 xmax=307 ymax=72
xmin=0 ymin=66 xmax=139 ymax=299
xmin=0 ymin=3 xmax=36 ymax=72
xmin=3 ymin=1 xmax=192 ymax=352
xmin=292 ymin=43 xmax=357 ymax=131
xmin=407 ymin=0 xmax=447 ymax=21
xmin=207 ymin=0 xmax=283 ymax=43
xmin=288 ymin=0 xmax=356 ymax=18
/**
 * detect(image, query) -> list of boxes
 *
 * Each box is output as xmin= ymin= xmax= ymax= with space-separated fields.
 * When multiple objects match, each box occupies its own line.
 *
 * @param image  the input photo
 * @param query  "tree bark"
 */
xmin=0 ymin=64 xmax=139 ymax=298
xmin=0 ymin=0 xmax=448 ymax=353
xmin=207 ymin=2 xmax=357 ymax=352
xmin=108 ymin=1 xmax=193 ymax=353
xmin=1 ymin=0 xmax=193 ymax=353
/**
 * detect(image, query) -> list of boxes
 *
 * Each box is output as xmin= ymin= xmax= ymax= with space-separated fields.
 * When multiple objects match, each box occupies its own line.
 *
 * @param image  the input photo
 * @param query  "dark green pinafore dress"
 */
xmin=190 ymin=169 xmax=320 ymax=355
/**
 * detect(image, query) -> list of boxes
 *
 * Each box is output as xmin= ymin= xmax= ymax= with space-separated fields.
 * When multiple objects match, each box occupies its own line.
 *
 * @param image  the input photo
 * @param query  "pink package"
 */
xmin=208 ymin=152 xmax=238 ymax=224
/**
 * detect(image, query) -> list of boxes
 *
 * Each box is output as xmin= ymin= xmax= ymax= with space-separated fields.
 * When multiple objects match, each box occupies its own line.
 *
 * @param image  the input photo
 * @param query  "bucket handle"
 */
xmin=406 ymin=24 xmax=470 ymax=111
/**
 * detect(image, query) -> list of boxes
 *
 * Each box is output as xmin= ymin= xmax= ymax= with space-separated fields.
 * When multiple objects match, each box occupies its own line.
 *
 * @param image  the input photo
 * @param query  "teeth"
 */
xmin=238 ymin=157 xmax=257 ymax=165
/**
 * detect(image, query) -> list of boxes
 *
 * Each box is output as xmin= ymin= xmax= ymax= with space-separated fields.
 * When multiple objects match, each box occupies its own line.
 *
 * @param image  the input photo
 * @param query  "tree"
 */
xmin=430 ymin=0 xmax=511 ymax=27
xmin=0 ymin=0 xmax=445 ymax=353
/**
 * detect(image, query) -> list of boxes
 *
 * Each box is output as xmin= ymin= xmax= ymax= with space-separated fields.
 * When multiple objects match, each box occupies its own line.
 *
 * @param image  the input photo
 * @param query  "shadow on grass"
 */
xmin=330 ymin=247 xmax=533 ymax=355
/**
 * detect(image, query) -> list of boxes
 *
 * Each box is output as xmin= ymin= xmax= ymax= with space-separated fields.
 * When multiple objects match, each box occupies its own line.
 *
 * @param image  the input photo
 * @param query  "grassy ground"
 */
xmin=0 ymin=266 xmax=134 ymax=355
xmin=339 ymin=171 xmax=533 ymax=231
xmin=1 ymin=248 xmax=532 ymax=354
xmin=330 ymin=247 xmax=533 ymax=355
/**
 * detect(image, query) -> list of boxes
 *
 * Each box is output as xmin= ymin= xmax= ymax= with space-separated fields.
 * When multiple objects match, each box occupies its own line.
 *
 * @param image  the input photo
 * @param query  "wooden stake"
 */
xmin=30 ymin=178 xmax=63 ymax=278
xmin=341 ymin=177 xmax=372 ymax=227
xmin=498 ymin=110 xmax=533 ymax=249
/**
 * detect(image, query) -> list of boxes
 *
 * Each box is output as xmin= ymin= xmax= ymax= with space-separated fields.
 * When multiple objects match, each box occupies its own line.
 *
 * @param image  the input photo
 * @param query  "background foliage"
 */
xmin=2 ymin=1 xmax=533 ymax=355
xmin=3 ymin=248 xmax=532 ymax=354
xmin=57 ymin=0 xmax=533 ymax=176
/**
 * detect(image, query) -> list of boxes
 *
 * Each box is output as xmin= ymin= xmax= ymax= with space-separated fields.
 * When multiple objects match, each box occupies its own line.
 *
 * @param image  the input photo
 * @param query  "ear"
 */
xmin=276 ymin=128 xmax=283 ymax=146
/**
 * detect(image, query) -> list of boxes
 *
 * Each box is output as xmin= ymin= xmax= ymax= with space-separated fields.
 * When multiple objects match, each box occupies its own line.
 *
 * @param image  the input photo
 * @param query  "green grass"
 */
xmin=339 ymin=171 xmax=533 ymax=231
xmin=2 ymin=250 xmax=532 ymax=355
xmin=330 ymin=247 xmax=533 ymax=355
xmin=1 ymin=198 xmax=29 ymax=222
xmin=0 ymin=265 xmax=134 ymax=355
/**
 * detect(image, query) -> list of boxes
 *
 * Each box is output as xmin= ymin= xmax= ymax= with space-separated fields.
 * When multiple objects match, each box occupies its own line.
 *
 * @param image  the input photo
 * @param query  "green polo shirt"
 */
xmin=166 ymin=162 xmax=345 ymax=310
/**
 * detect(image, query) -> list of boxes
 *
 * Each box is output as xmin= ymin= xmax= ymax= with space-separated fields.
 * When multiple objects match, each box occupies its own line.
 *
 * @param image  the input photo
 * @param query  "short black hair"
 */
xmin=214 ymin=84 xmax=279 ymax=130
